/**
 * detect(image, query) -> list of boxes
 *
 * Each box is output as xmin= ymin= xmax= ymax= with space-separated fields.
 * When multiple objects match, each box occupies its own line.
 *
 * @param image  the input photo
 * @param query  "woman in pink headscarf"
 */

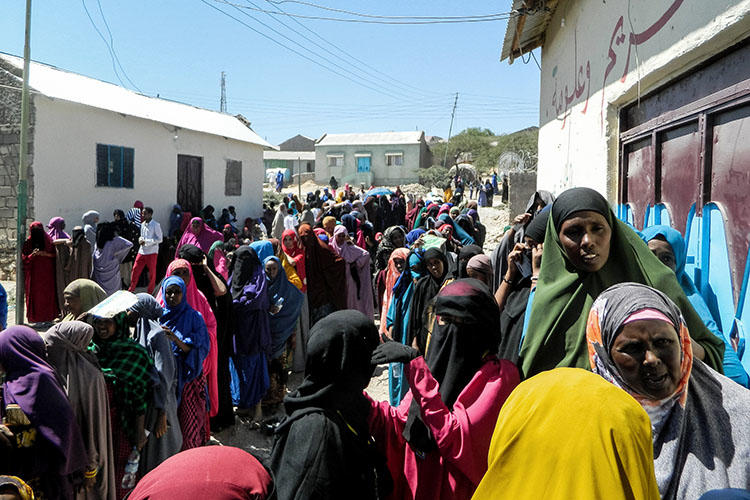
xmin=176 ymin=218 xmax=223 ymax=256
xmin=157 ymin=259 xmax=219 ymax=420
xmin=330 ymin=225 xmax=373 ymax=318
xmin=380 ymin=248 xmax=410 ymax=336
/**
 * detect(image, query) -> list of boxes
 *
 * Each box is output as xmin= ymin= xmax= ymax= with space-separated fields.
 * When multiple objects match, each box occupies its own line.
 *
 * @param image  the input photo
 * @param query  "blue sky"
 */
xmin=1 ymin=0 xmax=541 ymax=144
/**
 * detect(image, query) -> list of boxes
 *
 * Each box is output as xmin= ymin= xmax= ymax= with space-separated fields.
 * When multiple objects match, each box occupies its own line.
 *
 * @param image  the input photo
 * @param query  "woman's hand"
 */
xmin=506 ymin=242 xmax=526 ymax=281
xmin=0 ymin=424 xmax=14 ymax=450
xmin=371 ymin=335 xmax=419 ymax=365
xmin=154 ymin=411 xmax=168 ymax=439
xmin=136 ymin=429 xmax=148 ymax=451
xmin=161 ymin=325 xmax=178 ymax=343
xmin=512 ymin=213 xmax=532 ymax=226
xmin=531 ymin=243 xmax=544 ymax=276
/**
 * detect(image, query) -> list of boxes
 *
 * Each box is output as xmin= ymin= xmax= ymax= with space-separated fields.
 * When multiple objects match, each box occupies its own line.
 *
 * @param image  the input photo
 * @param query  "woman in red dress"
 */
xmin=22 ymin=221 xmax=59 ymax=322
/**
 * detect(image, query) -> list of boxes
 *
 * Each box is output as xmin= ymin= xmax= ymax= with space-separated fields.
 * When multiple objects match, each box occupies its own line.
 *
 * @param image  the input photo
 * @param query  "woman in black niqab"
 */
xmin=407 ymin=248 xmax=451 ymax=353
xmin=270 ymin=310 xmax=391 ymax=500
xmin=403 ymin=278 xmax=503 ymax=454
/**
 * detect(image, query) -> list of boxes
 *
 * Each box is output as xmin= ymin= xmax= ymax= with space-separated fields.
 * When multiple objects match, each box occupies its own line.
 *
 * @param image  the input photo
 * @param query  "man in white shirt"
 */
xmin=128 ymin=206 xmax=163 ymax=293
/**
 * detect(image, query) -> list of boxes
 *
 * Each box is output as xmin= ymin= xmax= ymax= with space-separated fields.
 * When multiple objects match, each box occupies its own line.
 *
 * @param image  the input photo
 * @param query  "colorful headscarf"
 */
xmin=176 ymin=217 xmax=223 ymax=255
xmin=250 ymin=240 xmax=274 ymax=263
xmin=585 ymin=282 xmax=750 ymax=499
xmin=586 ymin=282 xmax=692 ymax=425
xmin=520 ymin=187 xmax=724 ymax=378
xmin=62 ymin=279 xmax=107 ymax=321
xmin=160 ymin=276 xmax=210 ymax=397
xmin=405 ymin=228 xmax=425 ymax=247
xmin=282 ymin=228 xmax=306 ymax=292
xmin=263 ymin=256 xmax=304 ymax=358
xmin=157 ymin=259 xmax=218 ymax=416
xmin=380 ymin=248 xmax=409 ymax=335
xmin=129 ymin=446 xmax=272 ymax=500
xmin=472 ymin=368 xmax=660 ymax=500
xmin=47 ymin=216 xmax=70 ymax=240
xmin=0 ymin=326 xmax=88 ymax=476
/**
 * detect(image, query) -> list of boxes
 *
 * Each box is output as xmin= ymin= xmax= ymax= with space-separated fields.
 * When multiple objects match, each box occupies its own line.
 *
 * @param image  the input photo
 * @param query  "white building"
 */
xmin=315 ymin=131 xmax=431 ymax=186
xmin=0 ymin=53 xmax=273 ymax=259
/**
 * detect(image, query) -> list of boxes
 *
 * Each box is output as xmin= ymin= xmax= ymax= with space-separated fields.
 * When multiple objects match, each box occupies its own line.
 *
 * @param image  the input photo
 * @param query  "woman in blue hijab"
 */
xmin=250 ymin=240 xmax=274 ymax=263
xmin=405 ymin=228 xmax=425 ymax=247
xmin=160 ymin=275 xmax=211 ymax=449
xmin=437 ymin=213 xmax=475 ymax=246
xmin=263 ymin=256 xmax=304 ymax=405
xmin=642 ymin=225 xmax=748 ymax=387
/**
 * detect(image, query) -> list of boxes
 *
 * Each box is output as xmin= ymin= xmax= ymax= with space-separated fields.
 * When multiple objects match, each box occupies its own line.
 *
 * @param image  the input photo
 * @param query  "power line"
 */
xmin=259 ymin=0 xmax=444 ymax=100
xmin=201 ymin=0 xmax=414 ymax=100
xmin=242 ymin=0 xmax=424 ymax=101
xmin=212 ymin=0 xmax=517 ymax=24
xmin=80 ymin=0 xmax=127 ymax=88
xmin=93 ymin=0 xmax=142 ymax=92
xmin=266 ymin=0 xmax=516 ymax=21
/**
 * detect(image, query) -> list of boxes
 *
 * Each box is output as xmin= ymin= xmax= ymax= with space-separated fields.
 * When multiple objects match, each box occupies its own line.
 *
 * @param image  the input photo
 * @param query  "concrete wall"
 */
xmin=508 ymin=172 xmax=537 ymax=217
xmin=32 ymin=96 xmax=265 ymax=237
xmin=537 ymin=0 xmax=750 ymax=199
xmin=264 ymin=158 xmax=315 ymax=181
xmin=315 ymin=143 xmax=421 ymax=186
xmin=0 ymin=60 xmax=35 ymax=279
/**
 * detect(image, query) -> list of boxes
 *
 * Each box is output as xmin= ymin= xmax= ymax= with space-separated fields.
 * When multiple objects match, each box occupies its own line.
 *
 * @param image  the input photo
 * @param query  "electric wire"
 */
xmin=242 ymin=0 xmax=426 ymax=101
xmin=93 ymin=0 xmax=142 ymax=92
xmin=80 ymin=0 xmax=127 ymax=88
xmin=266 ymin=0 xmax=516 ymax=20
xmin=259 ymin=0 xmax=446 ymax=99
xmin=201 ymin=0 xmax=416 ymax=100
xmin=212 ymin=0 xmax=517 ymax=24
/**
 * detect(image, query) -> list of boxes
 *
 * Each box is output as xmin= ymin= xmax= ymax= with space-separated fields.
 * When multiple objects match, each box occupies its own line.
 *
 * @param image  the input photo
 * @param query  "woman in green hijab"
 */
xmin=519 ymin=187 xmax=723 ymax=378
xmin=61 ymin=278 xmax=107 ymax=321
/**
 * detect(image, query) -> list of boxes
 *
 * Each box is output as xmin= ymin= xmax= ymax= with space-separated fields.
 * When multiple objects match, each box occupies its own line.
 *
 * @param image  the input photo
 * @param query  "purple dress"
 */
xmin=92 ymin=236 xmax=133 ymax=295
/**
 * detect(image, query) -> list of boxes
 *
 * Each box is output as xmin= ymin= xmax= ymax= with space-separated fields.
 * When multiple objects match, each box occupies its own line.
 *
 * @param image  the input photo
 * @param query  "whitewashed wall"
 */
xmin=32 ymin=96 xmax=265 ymax=230
xmin=536 ymin=0 xmax=750 ymax=199
xmin=315 ymin=143 xmax=421 ymax=186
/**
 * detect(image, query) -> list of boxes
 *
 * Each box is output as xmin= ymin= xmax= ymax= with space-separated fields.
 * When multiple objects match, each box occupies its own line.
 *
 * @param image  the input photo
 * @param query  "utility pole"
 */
xmin=297 ymin=156 xmax=302 ymax=202
xmin=442 ymin=92 xmax=458 ymax=168
xmin=220 ymin=71 xmax=227 ymax=113
xmin=15 ymin=0 xmax=32 ymax=325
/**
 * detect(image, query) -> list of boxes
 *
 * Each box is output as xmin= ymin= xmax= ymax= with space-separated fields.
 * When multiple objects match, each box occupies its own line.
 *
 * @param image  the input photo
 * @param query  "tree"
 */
xmin=419 ymin=165 xmax=451 ymax=189
xmin=429 ymin=126 xmax=538 ymax=178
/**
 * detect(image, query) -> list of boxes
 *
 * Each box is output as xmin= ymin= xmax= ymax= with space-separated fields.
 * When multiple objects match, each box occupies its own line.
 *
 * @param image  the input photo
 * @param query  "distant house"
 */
xmin=0 ymin=53 xmax=273 ymax=278
xmin=263 ymin=134 xmax=315 ymax=181
xmin=315 ymin=131 xmax=430 ymax=186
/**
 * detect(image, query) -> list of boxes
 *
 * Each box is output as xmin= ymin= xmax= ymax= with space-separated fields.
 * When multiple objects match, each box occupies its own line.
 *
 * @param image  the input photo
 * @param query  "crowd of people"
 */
xmin=1 ymin=178 xmax=749 ymax=500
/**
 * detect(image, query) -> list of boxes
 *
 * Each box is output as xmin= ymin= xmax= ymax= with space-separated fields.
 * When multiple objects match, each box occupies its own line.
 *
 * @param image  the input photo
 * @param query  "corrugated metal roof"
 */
xmin=263 ymin=151 xmax=316 ymax=161
xmin=317 ymin=131 xmax=423 ymax=146
xmin=0 ymin=53 xmax=275 ymax=149
xmin=500 ymin=0 xmax=559 ymax=63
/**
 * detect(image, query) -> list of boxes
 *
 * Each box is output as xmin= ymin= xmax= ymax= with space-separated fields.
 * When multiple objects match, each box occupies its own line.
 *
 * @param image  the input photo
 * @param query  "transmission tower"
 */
xmin=220 ymin=71 xmax=227 ymax=113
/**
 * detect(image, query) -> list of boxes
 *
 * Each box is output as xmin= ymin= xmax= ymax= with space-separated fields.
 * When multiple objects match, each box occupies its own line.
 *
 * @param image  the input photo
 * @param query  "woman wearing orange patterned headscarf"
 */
xmin=586 ymin=282 xmax=750 ymax=500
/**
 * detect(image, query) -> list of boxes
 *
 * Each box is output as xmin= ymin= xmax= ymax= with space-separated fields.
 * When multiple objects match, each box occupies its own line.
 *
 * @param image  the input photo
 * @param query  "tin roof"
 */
xmin=500 ymin=0 xmax=560 ymax=63
xmin=317 ymin=131 xmax=424 ymax=146
xmin=0 ymin=53 xmax=275 ymax=149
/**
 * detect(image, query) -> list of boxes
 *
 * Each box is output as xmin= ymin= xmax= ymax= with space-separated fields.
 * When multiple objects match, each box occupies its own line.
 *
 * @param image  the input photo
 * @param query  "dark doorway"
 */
xmin=177 ymin=154 xmax=203 ymax=215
